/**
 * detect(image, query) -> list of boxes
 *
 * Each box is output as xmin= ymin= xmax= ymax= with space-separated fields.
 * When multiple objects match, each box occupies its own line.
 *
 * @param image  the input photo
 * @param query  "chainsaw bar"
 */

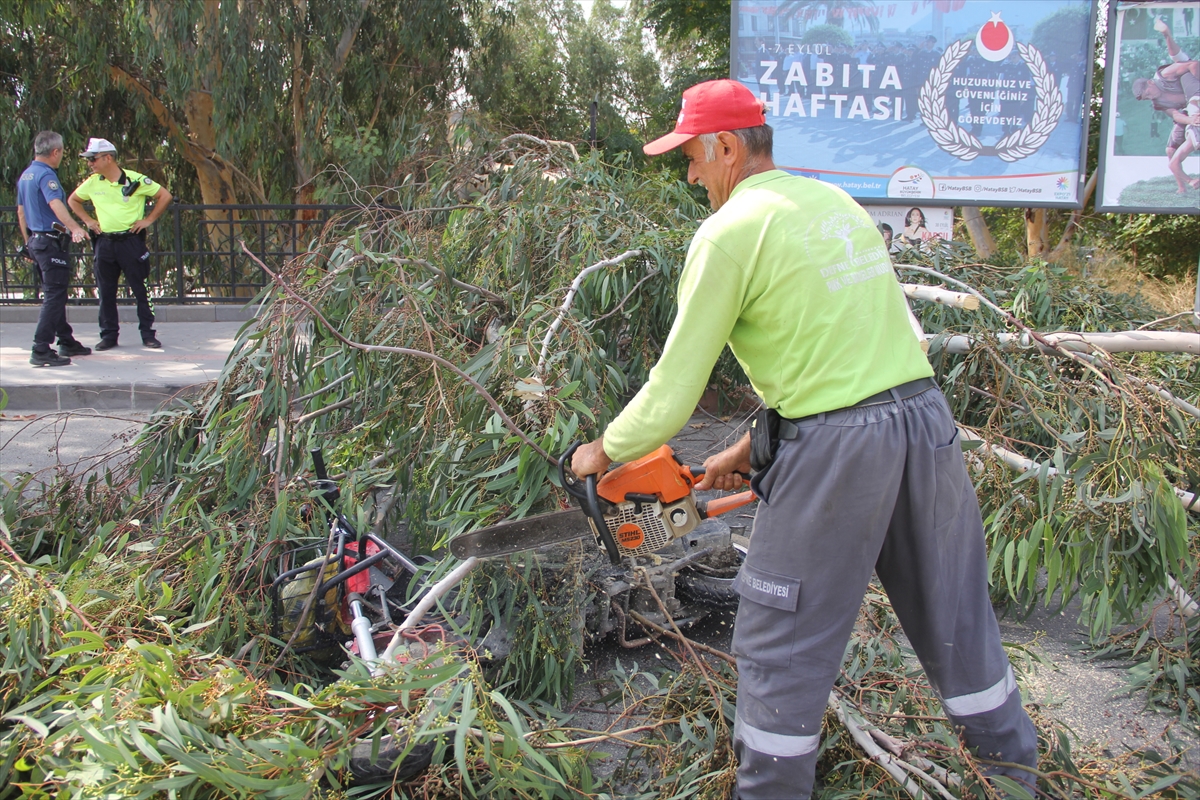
xmin=449 ymin=509 xmax=590 ymax=560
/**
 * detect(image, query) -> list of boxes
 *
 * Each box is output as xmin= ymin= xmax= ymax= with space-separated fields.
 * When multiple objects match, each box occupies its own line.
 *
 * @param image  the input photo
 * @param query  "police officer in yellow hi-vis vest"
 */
xmin=67 ymin=138 xmax=172 ymax=349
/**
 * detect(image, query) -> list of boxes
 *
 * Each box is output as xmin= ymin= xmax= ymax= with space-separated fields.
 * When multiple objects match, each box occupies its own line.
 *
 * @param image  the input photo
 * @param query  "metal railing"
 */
xmin=0 ymin=204 xmax=373 ymax=304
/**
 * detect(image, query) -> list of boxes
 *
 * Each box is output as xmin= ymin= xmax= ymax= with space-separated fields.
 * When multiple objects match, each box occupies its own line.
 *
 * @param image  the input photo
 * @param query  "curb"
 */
xmin=2 ymin=382 xmax=207 ymax=412
xmin=0 ymin=304 xmax=260 ymax=324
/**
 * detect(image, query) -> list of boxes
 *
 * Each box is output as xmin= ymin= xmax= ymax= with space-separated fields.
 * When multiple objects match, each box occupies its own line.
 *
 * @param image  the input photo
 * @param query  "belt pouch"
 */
xmin=749 ymin=407 xmax=781 ymax=472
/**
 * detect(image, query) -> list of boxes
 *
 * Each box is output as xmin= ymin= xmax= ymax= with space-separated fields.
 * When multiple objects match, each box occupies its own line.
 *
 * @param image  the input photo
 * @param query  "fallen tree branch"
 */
xmin=958 ymin=427 xmax=1199 ymax=616
xmin=242 ymin=242 xmax=555 ymax=466
xmin=538 ymin=249 xmax=643 ymax=374
xmin=0 ymin=534 xmax=99 ymax=634
xmin=828 ymin=693 xmax=932 ymax=800
xmin=897 ymin=264 xmax=1120 ymax=393
xmin=387 ymin=256 xmax=506 ymax=307
xmin=626 ymin=610 xmax=737 ymax=666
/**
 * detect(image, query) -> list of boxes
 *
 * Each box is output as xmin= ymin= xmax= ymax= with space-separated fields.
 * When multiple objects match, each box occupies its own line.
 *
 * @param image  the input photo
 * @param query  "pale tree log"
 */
xmin=901 ymin=283 xmax=979 ymax=310
xmin=932 ymin=330 xmax=1200 ymax=356
xmin=1025 ymin=208 xmax=1049 ymax=257
xmin=960 ymin=206 xmax=997 ymax=259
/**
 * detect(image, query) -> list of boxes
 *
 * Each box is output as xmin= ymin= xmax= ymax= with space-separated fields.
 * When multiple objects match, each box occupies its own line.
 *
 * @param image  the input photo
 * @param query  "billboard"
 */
xmin=732 ymin=0 xmax=1097 ymax=208
xmin=1096 ymin=1 xmax=1200 ymax=214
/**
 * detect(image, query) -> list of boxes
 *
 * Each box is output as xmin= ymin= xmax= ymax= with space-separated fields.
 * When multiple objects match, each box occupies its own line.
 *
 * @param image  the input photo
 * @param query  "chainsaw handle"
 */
xmin=699 ymin=490 xmax=756 ymax=519
xmin=558 ymin=442 xmax=621 ymax=565
xmin=584 ymin=474 xmax=621 ymax=564
xmin=557 ymin=442 xmax=589 ymax=503
xmin=688 ymin=466 xmax=752 ymax=482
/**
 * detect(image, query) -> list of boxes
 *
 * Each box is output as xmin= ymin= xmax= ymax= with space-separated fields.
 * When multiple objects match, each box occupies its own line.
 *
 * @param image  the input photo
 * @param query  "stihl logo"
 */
xmin=616 ymin=523 xmax=644 ymax=549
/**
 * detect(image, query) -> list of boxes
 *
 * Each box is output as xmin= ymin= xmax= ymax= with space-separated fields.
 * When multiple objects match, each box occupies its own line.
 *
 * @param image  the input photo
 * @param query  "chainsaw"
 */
xmin=450 ymin=442 xmax=755 ymax=563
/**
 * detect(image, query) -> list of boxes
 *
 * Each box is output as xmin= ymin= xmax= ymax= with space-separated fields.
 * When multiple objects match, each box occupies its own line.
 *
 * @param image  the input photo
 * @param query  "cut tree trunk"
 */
xmin=1025 ymin=208 xmax=1049 ymax=257
xmin=961 ymin=207 xmax=996 ymax=259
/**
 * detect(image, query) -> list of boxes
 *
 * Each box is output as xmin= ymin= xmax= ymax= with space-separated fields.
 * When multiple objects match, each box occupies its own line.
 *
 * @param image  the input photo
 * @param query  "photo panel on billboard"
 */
xmin=732 ymin=0 xmax=1097 ymax=208
xmin=1096 ymin=0 xmax=1200 ymax=214
xmin=861 ymin=204 xmax=954 ymax=250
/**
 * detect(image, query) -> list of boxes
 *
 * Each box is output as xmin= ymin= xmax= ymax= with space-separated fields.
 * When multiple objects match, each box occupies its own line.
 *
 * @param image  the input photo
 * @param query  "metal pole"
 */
xmin=174 ymin=204 xmax=184 ymax=303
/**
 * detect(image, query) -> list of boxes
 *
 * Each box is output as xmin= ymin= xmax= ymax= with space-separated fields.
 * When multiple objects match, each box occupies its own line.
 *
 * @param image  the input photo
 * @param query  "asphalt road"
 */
xmin=0 ymin=408 xmax=152 ymax=484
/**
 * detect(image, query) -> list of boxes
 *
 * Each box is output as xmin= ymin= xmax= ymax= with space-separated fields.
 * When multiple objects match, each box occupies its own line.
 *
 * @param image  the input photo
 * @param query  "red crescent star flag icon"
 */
xmin=976 ymin=11 xmax=1014 ymax=62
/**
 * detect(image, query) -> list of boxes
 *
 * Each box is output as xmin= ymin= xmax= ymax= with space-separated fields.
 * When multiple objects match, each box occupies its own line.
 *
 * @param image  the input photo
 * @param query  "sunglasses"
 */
xmin=84 ymin=154 xmax=108 ymax=162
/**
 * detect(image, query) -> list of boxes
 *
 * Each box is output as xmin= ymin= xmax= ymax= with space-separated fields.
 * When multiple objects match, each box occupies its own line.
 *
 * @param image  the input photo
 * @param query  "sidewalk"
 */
xmin=0 ymin=305 xmax=256 ymax=412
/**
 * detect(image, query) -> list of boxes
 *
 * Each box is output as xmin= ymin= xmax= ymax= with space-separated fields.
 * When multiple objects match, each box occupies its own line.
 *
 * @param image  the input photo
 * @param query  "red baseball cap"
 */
xmin=643 ymin=79 xmax=767 ymax=156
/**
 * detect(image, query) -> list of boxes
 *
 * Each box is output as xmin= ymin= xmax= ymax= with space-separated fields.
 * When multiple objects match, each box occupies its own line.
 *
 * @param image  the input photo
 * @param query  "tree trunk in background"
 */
xmin=962 ymin=206 xmax=997 ymax=259
xmin=291 ymin=0 xmax=371 ymax=209
xmin=141 ymin=0 xmax=244 ymax=294
xmin=1025 ymin=208 xmax=1049 ymax=257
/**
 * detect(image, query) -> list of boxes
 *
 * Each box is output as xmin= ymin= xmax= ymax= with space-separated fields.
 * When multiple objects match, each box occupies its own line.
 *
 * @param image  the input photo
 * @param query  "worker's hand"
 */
xmin=68 ymin=225 xmax=88 ymax=244
xmin=570 ymin=438 xmax=612 ymax=478
xmin=1154 ymin=16 xmax=1168 ymax=34
xmin=695 ymin=433 xmax=753 ymax=492
xmin=85 ymin=219 xmax=101 ymax=234
xmin=130 ymin=219 xmax=151 ymax=234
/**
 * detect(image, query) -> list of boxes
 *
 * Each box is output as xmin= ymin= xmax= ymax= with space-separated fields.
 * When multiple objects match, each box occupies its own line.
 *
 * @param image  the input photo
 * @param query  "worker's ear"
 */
xmin=715 ymin=130 xmax=741 ymax=162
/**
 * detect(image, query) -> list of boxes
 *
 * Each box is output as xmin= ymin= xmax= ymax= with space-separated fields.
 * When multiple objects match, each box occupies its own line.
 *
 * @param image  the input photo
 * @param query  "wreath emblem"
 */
xmin=917 ymin=39 xmax=1064 ymax=162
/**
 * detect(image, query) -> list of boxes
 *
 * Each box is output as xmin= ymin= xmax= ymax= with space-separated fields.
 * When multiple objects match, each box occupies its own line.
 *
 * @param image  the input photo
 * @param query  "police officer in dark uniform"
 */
xmin=67 ymin=138 xmax=172 ymax=350
xmin=16 ymin=131 xmax=92 ymax=367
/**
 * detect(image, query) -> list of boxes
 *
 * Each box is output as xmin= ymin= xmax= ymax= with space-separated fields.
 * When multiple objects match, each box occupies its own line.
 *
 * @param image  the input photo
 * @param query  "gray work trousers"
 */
xmin=732 ymin=387 xmax=1038 ymax=799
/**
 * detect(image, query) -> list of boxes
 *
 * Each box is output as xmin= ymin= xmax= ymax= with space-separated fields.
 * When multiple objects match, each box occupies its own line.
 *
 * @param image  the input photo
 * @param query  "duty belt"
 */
xmin=778 ymin=376 xmax=938 ymax=440
xmin=96 ymin=230 xmax=137 ymax=240
xmin=30 ymin=230 xmax=69 ymax=246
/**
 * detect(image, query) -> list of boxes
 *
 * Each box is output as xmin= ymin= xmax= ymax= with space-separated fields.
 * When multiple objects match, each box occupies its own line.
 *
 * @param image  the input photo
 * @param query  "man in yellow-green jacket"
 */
xmin=570 ymin=80 xmax=1038 ymax=799
xmin=68 ymin=138 xmax=172 ymax=350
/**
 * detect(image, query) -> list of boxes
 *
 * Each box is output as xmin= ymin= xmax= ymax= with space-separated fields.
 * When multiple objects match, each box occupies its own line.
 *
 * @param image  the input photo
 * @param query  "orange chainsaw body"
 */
xmin=596 ymin=444 xmax=696 ymax=505
xmin=590 ymin=444 xmax=752 ymax=557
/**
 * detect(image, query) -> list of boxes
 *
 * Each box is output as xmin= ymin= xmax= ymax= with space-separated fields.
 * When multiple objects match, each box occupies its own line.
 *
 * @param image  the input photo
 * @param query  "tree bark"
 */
xmin=1025 ymin=207 xmax=1049 ymax=257
xmin=960 ymin=206 xmax=996 ymax=259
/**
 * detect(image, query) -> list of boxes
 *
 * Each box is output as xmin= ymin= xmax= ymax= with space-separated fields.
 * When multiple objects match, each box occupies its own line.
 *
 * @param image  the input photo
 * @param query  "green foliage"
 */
xmin=467 ymin=0 xmax=666 ymax=157
xmin=644 ymin=0 xmax=731 ymax=81
xmin=1108 ymin=213 xmax=1200 ymax=276
xmin=1 ymin=0 xmax=476 ymax=205
xmin=912 ymin=259 xmax=1198 ymax=630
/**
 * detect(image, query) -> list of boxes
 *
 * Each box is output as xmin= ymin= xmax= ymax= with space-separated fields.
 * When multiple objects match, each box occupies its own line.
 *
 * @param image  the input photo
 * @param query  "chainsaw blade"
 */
xmin=449 ymin=508 xmax=590 ymax=559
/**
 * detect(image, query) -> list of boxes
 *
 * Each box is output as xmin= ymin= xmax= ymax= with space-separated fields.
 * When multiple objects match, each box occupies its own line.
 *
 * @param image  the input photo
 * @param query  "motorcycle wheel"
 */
xmin=348 ymin=734 xmax=437 ymax=784
xmin=675 ymin=544 xmax=744 ymax=608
